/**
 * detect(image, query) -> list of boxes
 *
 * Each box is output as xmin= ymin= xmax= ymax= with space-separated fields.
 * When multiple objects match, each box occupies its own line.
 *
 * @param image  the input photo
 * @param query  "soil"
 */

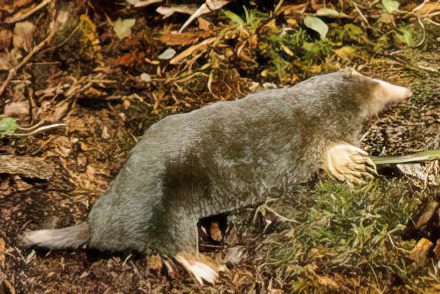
xmin=0 ymin=5 xmax=439 ymax=294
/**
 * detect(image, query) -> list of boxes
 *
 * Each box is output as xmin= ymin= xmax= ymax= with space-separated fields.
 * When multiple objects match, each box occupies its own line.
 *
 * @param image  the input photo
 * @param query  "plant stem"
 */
xmin=372 ymin=150 xmax=440 ymax=165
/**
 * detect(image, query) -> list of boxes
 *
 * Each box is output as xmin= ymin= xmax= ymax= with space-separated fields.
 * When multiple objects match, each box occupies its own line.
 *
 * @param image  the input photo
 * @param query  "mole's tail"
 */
xmin=21 ymin=222 xmax=90 ymax=249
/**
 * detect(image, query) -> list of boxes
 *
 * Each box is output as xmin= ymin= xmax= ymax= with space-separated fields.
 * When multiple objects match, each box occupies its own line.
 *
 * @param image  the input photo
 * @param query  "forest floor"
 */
xmin=0 ymin=1 xmax=439 ymax=293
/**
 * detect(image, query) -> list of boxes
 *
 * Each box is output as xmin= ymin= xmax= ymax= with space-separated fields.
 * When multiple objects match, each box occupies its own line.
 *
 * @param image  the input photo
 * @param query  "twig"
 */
xmin=264 ymin=206 xmax=300 ymax=224
xmin=127 ymin=0 xmax=162 ymax=8
xmin=8 ymin=123 xmax=66 ymax=137
xmin=415 ymin=15 xmax=426 ymax=47
xmin=351 ymin=0 xmax=370 ymax=25
xmin=178 ymin=0 xmax=229 ymax=33
xmin=5 ymin=0 xmax=53 ymax=24
xmin=41 ymin=24 xmax=80 ymax=54
xmin=0 ymin=27 xmax=56 ymax=98
xmin=372 ymin=150 xmax=440 ymax=165
xmin=3 ymin=280 xmax=16 ymax=294
xmin=170 ymin=37 xmax=216 ymax=64
xmin=413 ymin=0 xmax=430 ymax=13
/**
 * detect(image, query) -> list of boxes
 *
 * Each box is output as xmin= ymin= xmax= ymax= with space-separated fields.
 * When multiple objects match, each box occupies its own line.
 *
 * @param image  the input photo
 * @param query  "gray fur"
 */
xmin=23 ymin=72 xmax=393 ymax=255
xmin=22 ymin=223 xmax=89 ymax=249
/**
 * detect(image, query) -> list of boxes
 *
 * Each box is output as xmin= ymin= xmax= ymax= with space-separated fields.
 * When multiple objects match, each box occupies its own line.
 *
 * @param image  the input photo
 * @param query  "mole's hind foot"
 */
xmin=175 ymin=252 xmax=220 ymax=285
xmin=324 ymin=144 xmax=377 ymax=186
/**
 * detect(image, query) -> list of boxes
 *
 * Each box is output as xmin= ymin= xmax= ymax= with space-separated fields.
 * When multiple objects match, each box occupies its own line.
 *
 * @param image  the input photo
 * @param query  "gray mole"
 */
xmin=23 ymin=72 xmax=400 ymax=256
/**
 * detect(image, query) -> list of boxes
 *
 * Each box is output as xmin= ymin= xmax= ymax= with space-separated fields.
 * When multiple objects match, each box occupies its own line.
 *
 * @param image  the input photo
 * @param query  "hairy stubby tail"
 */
xmin=22 ymin=222 xmax=90 ymax=249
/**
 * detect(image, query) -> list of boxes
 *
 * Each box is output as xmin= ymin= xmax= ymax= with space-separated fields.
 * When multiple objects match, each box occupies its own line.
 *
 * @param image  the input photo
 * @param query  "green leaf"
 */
xmin=316 ymin=8 xmax=349 ymax=19
xmin=344 ymin=24 xmax=367 ymax=42
xmin=382 ymin=0 xmax=400 ymax=13
xmin=335 ymin=46 xmax=356 ymax=60
xmin=113 ymin=18 xmax=136 ymax=40
xmin=302 ymin=42 xmax=321 ymax=54
xmin=304 ymin=16 xmax=328 ymax=40
xmin=223 ymin=10 xmax=245 ymax=27
xmin=0 ymin=117 xmax=18 ymax=135
xmin=395 ymin=27 xmax=415 ymax=46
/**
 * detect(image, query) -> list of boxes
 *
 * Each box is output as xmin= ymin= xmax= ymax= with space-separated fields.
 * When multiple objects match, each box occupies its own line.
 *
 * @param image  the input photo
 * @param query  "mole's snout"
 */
xmin=373 ymin=79 xmax=413 ymax=102
xmin=398 ymin=87 xmax=413 ymax=100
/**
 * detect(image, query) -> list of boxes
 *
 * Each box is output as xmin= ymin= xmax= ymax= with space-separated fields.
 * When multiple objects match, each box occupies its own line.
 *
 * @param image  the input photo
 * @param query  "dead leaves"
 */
xmin=0 ymin=0 xmax=33 ymax=17
xmin=146 ymin=254 xmax=163 ymax=274
xmin=79 ymin=14 xmax=104 ymax=66
xmin=415 ymin=201 xmax=439 ymax=229
xmin=126 ymin=0 xmax=161 ymax=8
xmin=409 ymin=238 xmax=432 ymax=264
xmin=159 ymin=32 xmax=203 ymax=47
xmin=0 ymin=29 xmax=13 ymax=49
xmin=170 ymin=37 xmax=216 ymax=65
xmin=0 ymin=155 xmax=54 ymax=180
xmin=0 ymin=238 xmax=5 ymax=268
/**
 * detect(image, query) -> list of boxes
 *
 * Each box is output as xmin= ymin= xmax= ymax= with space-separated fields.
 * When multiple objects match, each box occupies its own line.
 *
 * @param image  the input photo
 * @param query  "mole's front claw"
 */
xmin=175 ymin=252 xmax=220 ymax=285
xmin=324 ymin=144 xmax=377 ymax=185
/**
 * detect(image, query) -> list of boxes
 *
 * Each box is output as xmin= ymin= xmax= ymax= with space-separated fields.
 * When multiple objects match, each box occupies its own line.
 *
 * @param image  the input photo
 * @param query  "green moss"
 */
xmin=259 ymin=179 xmax=436 ymax=292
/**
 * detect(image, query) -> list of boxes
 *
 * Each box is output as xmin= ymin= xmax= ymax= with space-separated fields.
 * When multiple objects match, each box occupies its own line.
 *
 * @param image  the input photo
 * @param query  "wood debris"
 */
xmin=0 ymin=155 xmax=54 ymax=180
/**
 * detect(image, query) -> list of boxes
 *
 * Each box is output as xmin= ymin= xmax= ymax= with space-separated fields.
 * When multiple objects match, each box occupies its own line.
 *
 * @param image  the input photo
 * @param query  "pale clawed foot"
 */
xmin=175 ymin=252 xmax=219 ymax=285
xmin=324 ymin=144 xmax=377 ymax=186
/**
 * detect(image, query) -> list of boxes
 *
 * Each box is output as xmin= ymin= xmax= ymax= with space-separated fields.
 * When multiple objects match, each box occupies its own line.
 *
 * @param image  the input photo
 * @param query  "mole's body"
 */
xmin=23 ymin=72 xmax=412 ymax=283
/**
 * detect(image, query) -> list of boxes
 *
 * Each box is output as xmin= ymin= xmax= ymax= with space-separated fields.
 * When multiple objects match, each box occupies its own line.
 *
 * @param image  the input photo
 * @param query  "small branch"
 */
xmin=128 ymin=0 xmax=162 ymax=8
xmin=415 ymin=15 xmax=426 ymax=47
xmin=351 ymin=0 xmax=370 ymax=26
xmin=8 ymin=123 xmax=66 ymax=137
xmin=0 ymin=154 xmax=54 ymax=180
xmin=0 ymin=25 xmax=56 ymax=98
xmin=372 ymin=150 xmax=440 ymax=165
xmin=5 ymin=0 xmax=53 ymax=24
xmin=264 ymin=206 xmax=300 ymax=224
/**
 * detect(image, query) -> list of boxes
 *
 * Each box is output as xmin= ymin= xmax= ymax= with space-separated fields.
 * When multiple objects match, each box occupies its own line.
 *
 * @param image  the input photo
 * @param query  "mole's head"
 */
xmin=354 ymin=73 xmax=412 ymax=117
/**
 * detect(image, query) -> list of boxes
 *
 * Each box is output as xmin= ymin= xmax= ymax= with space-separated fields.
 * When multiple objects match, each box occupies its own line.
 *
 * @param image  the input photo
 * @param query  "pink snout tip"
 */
xmin=403 ymin=87 xmax=413 ymax=99
xmin=373 ymin=79 xmax=413 ymax=101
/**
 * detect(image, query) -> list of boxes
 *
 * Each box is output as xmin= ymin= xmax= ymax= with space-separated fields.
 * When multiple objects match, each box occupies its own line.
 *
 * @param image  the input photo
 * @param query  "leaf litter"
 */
xmin=0 ymin=0 xmax=439 ymax=292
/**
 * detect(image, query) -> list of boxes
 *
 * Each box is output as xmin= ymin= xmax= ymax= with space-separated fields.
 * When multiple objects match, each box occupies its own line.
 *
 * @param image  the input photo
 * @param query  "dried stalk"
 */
xmin=372 ymin=150 xmax=440 ymax=165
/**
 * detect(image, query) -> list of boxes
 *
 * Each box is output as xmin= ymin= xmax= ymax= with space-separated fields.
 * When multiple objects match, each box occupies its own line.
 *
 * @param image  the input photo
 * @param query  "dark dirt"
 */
xmin=0 ymin=2 xmax=439 ymax=293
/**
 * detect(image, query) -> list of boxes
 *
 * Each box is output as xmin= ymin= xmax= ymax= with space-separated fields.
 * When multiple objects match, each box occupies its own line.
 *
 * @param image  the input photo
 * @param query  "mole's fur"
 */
xmin=22 ymin=72 xmax=412 ymax=279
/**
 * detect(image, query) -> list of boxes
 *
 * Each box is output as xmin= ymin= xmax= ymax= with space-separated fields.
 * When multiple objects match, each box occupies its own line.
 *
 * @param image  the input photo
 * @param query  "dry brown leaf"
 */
xmin=170 ymin=37 xmax=216 ymax=65
xmin=0 ymin=0 xmax=33 ymax=14
xmin=82 ymin=87 xmax=107 ymax=98
xmin=409 ymin=238 xmax=432 ymax=264
xmin=178 ymin=0 xmax=230 ymax=33
xmin=126 ymin=0 xmax=161 ymax=8
xmin=433 ymin=239 xmax=440 ymax=259
xmin=146 ymin=254 xmax=163 ymax=273
xmin=397 ymin=163 xmax=438 ymax=185
xmin=3 ymin=100 xmax=30 ymax=119
xmin=159 ymin=32 xmax=200 ymax=46
xmin=0 ymin=52 xmax=14 ymax=71
xmin=415 ymin=2 xmax=440 ymax=16
xmin=316 ymin=275 xmax=339 ymax=289
xmin=15 ymin=177 xmax=33 ymax=191
xmin=280 ymin=3 xmax=307 ymax=15
xmin=0 ymin=177 xmax=12 ymax=197
xmin=415 ymin=201 xmax=438 ymax=229
xmin=0 ymin=29 xmax=13 ymax=49
xmin=13 ymin=21 xmax=35 ymax=52
xmin=5 ymin=0 xmax=52 ymax=24
xmin=0 ymin=155 xmax=54 ymax=180
xmin=210 ymin=221 xmax=222 ymax=241
xmin=223 ymin=246 xmax=246 ymax=266
xmin=156 ymin=5 xmax=196 ymax=19
xmin=198 ymin=17 xmax=211 ymax=31
xmin=0 ymin=238 xmax=5 ymax=267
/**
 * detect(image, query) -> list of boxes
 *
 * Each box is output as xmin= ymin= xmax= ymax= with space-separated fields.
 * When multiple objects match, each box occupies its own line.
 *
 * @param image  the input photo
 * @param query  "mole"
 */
xmin=22 ymin=71 xmax=412 ymax=284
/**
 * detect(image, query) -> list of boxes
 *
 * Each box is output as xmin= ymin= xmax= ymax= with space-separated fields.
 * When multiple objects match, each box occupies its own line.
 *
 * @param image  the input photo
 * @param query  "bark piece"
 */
xmin=0 ymin=155 xmax=54 ymax=180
